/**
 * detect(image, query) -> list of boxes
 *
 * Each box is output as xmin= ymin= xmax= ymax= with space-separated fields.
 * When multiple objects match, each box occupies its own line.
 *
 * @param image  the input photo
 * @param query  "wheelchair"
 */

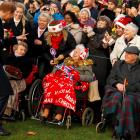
xmin=28 ymin=79 xmax=94 ymax=129
xmin=2 ymin=90 xmax=27 ymax=122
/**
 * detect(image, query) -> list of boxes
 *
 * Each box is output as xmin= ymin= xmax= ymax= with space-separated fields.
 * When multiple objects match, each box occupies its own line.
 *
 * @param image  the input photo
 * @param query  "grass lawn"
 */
xmin=0 ymin=119 xmax=112 ymax=140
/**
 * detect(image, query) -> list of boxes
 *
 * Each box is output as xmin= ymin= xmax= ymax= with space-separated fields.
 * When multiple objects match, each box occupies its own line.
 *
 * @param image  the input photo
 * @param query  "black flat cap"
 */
xmin=124 ymin=46 xmax=140 ymax=55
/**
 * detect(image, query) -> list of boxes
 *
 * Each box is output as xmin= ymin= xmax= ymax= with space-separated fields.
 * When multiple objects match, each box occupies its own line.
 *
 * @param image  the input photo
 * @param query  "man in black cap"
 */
xmin=102 ymin=46 xmax=140 ymax=139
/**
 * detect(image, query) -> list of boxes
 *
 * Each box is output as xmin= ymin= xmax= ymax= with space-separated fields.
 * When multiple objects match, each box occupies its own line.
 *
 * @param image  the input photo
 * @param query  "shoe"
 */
xmin=52 ymin=118 xmax=61 ymax=123
xmin=0 ymin=128 xmax=11 ymax=136
xmin=40 ymin=116 xmax=47 ymax=124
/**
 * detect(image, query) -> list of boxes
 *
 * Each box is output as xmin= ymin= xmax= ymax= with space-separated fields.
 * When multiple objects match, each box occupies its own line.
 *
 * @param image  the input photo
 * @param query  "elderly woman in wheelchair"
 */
xmin=3 ymin=42 xmax=38 ymax=118
xmin=40 ymin=44 xmax=100 ymax=123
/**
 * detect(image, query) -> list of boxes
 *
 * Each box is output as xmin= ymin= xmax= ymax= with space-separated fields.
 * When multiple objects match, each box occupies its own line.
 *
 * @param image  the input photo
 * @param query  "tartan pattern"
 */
xmin=102 ymin=86 xmax=140 ymax=137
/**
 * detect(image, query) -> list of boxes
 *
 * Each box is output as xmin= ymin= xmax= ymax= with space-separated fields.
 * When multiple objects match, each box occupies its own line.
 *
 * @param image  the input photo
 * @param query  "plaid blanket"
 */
xmin=102 ymin=85 xmax=140 ymax=137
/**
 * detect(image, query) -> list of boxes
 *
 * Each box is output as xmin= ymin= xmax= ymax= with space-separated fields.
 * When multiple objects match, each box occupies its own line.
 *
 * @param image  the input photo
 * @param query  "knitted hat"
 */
xmin=48 ymin=20 xmax=67 ymax=32
xmin=80 ymin=8 xmax=91 ymax=18
xmin=115 ymin=17 xmax=132 ymax=28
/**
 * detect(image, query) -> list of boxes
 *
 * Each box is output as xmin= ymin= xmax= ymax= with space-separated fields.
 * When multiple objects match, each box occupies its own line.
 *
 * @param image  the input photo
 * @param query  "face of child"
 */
xmin=97 ymin=20 xmax=107 ymax=28
xmin=15 ymin=45 xmax=27 ymax=56
xmin=80 ymin=10 xmax=89 ymax=21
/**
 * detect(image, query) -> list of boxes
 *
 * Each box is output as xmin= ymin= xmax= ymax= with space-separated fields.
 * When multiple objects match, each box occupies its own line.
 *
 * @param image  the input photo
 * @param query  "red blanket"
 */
xmin=42 ymin=69 xmax=77 ymax=111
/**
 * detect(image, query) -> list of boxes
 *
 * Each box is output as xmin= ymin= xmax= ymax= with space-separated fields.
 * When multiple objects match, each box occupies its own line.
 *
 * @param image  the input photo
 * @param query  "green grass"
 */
xmin=0 ymin=119 xmax=112 ymax=140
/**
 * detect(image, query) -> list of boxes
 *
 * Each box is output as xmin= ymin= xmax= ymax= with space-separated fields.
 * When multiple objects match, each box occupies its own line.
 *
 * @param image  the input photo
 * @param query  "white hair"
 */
xmin=38 ymin=12 xmax=51 ymax=21
xmin=70 ymin=44 xmax=89 ymax=59
xmin=125 ymin=22 xmax=139 ymax=34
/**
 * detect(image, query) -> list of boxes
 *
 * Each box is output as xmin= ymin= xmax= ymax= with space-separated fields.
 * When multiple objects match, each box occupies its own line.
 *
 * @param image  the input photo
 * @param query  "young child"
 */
xmin=3 ymin=41 xmax=38 ymax=117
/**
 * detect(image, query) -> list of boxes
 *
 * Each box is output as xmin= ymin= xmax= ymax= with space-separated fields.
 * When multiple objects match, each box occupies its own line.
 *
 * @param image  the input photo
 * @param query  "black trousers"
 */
xmin=0 ymin=95 xmax=9 ymax=119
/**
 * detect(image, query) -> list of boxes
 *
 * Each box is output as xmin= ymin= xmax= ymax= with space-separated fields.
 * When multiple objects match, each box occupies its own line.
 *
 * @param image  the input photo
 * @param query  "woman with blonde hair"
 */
xmin=4 ymin=2 xmax=33 ymax=55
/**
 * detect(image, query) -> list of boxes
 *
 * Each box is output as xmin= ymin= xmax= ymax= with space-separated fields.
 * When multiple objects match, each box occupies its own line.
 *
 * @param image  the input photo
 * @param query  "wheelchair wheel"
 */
xmin=96 ymin=122 xmax=106 ymax=133
xmin=66 ymin=115 xmax=71 ymax=129
xmin=28 ymin=79 xmax=43 ymax=117
xmin=18 ymin=110 xmax=25 ymax=121
xmin=82 ymin=107 xmax=94 ymax=126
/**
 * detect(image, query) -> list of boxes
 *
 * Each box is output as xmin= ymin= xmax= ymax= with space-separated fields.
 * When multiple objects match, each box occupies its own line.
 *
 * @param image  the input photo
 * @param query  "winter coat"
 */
xmin=3 ymin=18 xmax=33 ymax=54
xmin=31 ymin=26 xmax=48 ymax=58
xmin=86 ymin=28 xmax=111 ymax=86
xmin=0 ymin=19 xmax=13 ymax=96
xmin=110 ymin=35 xmax=140 ymax=64
xmin=107 ymin=60 xmax=140 ymax=93
xmin=66 ymin=24 xmax=82 ymax=44
xmin=43 ymin=30 xmax=76 ymax=62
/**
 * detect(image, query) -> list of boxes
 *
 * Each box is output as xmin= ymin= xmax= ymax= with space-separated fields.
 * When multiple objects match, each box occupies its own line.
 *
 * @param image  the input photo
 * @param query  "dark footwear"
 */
xmin=40 ymin=116 xmax=47 ymax=124
xmin=52 ymin=118 xmax=61 ymax=123
xmin=0 ymin=128 xmax=11 ymax=136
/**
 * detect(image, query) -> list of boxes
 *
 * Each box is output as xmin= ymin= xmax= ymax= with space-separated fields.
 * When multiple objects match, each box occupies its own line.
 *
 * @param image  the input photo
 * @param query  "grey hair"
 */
xmin=70 ymin=44 xmax=89 ymax=58
xmin=125 ymin=22 xmax=139 ymax=35
xmin=38 ymin=12 xmax=51 ymax=21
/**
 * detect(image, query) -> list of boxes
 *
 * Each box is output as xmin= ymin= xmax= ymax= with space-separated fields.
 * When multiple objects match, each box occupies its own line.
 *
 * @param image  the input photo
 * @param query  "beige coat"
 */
xmin=110 ymin=35 xmax=140 ymax=64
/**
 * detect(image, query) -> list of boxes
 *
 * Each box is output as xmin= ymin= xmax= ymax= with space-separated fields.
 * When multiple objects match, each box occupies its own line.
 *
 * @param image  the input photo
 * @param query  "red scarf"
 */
xmin=51 ymin=34 xmax=63 ymax=49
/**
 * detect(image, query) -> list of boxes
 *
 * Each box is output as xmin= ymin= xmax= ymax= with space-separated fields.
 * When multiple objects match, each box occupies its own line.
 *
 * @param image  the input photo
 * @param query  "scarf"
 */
xmin=51 ymin=34 xmax=63 ymax=49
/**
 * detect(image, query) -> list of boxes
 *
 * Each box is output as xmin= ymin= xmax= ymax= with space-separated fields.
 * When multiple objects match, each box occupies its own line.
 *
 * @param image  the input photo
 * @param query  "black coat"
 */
xmin=3 ymin=18 xmax=33 ymax=54
xmin=0 ymin=19 xmax=13 ymax=96
xmin=86 ymin=28 xmax=111 ymax=87
xmin=107 ymin=60 xmax=140 ymax=93
xmin=31 ymin=26 xmax=48 ymax=58
xmin=3 ymin=54 xmax=33 ymax=78
xmin=0 ymin=18 xmax=4 ymax=62
xmin=42 ymin=31 xmax=76 ymax=73
xmin=100 ymin=9 xmax=115 ymax=21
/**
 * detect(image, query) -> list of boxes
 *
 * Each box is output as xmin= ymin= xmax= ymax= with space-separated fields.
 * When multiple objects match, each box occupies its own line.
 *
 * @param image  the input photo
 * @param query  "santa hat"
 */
xmin=115 ymin=17 xmax=132 ymax=28
xmin=114 ymin=14 xmax=126 ymax=22
xmin=70 ymin=44 xmax=89 ymax=60
xmin=48 ymin=20 xmax=67 ymax=33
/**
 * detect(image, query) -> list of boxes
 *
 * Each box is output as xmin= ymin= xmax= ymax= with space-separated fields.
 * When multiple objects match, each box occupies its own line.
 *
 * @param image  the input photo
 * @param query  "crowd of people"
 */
xmin=0 ymin=0 xmax=140 ymax=139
